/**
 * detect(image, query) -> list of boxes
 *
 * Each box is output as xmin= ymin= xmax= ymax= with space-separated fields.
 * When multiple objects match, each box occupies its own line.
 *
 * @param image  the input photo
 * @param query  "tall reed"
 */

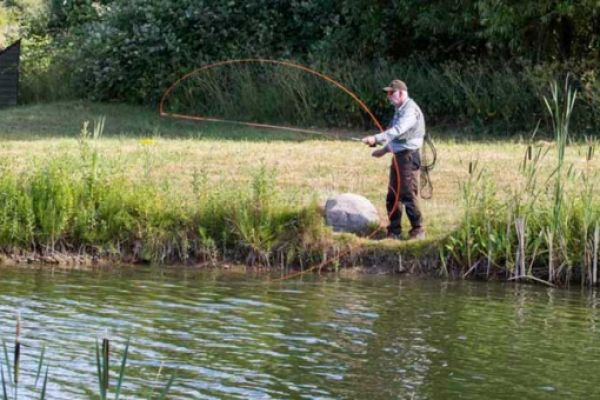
xmin=445 ymin=77 xmax=600 ymax=286
xmin=0 ymin=318 xmax=48 ymax=400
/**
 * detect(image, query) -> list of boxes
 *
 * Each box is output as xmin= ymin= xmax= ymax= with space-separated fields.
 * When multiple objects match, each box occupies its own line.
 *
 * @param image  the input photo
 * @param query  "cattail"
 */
xmin=593 ymin=224 xmax=599 ymax=286
xmin=14 ymin=314 xmax=20 ymax=386
xmin=515 ymin=218 xmax=526 ymax=278
xmin=102 ymin=337 xmax=109 ymax=393
xmin=547 ymin=229 xmax=554 ymax=283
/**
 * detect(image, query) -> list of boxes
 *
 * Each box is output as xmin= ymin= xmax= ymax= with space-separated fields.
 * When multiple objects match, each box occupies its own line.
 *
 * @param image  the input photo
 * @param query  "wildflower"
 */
xmin=139 ymin=138 xmax=156 ymax=146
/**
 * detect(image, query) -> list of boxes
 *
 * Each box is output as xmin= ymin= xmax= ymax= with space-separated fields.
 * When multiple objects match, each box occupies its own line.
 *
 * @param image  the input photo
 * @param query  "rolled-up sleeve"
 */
xmin=374 ymin=108 xmax=418 ymax=144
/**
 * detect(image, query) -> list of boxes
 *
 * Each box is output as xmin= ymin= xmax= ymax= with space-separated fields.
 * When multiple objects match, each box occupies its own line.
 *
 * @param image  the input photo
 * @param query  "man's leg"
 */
xmin=399 ymin=150 xmax=424 ymax=238
xmin=386 ymin=155 xmax=402 ymax=236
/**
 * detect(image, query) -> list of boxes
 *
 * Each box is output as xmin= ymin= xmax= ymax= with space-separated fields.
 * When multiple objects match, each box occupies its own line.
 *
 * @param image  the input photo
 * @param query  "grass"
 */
xmin=0 ymin=106 xmax=334 ymax=264
xmin=0 ymin=100 xmax=599 ymax=276
xmin=0 ymin=101 xmax=325 ymax=141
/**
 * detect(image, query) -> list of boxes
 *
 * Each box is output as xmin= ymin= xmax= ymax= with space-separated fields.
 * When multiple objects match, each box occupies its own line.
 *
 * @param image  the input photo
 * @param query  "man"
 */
xmin=362 ymin=79 xmax=425 ymax=240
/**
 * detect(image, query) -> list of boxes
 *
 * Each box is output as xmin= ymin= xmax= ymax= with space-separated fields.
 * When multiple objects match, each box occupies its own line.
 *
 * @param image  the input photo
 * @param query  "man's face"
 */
xmin=387 ymin=90 xmax=404 ymax=107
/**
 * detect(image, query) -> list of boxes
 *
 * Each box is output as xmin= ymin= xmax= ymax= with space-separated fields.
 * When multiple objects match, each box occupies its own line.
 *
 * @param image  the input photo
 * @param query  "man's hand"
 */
xmin=361 ymin=135 xmax=377 ymax=147
xmin=371 ymin=148 xmax=388 ymax=158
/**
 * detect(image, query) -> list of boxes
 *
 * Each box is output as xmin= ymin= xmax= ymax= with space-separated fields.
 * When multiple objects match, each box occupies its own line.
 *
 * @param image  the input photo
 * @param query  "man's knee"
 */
xmin=400 ymin=193 xmax=418 ymax=207
xmin=399 ymin=181 xmax=418 ymax=201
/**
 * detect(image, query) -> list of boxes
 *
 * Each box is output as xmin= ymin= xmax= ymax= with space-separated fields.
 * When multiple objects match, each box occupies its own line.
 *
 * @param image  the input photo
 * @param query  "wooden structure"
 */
xmin=0 ymin=40 xmax=20 ymax=107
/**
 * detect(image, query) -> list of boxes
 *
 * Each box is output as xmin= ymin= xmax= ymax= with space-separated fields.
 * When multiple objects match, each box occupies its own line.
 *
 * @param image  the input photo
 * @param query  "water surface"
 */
xmin=1 ymin=267 xmax=599 ymax=399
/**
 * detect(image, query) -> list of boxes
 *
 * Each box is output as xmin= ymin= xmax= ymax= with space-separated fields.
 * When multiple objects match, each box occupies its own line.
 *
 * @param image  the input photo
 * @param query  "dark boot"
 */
xmin=409 ymin=227 xmax=426 ymax=240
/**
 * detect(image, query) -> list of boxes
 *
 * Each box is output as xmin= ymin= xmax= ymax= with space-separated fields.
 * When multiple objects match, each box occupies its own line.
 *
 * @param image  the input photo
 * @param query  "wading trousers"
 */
xmin=386 ymin=150 xmax=423 ymax=235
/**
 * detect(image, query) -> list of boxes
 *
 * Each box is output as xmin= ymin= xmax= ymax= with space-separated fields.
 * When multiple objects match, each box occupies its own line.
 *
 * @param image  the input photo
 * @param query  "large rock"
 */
xmin=325 ymin=193 xmax=380 ymax=234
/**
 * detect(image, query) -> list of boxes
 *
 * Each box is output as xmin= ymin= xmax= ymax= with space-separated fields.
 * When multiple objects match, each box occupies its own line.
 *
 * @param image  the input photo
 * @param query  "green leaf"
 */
xmin=1 ymin=342 xmax=11 ymax=388
xmin=114 ymin=339 xmax=130 ymax=400
xmin=0 ymin=362 xmax=8 ymax=400
xmin=39 ymin=366 xmax=49 ymax=400
xmin=35 ymin=345 xmax=46 ymax=387
xmin=157 ymin=375 xmax=175 ymax=400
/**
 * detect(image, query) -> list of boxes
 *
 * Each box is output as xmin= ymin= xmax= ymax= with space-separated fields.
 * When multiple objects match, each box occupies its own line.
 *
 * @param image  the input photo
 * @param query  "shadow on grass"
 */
xmin=1 ymin=100 xmax=556 ymax=144
xmin=0 ymin=101 xmax=366 ymax=142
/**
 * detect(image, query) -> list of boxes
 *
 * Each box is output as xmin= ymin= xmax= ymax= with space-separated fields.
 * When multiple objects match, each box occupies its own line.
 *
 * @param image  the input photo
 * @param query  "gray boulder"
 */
xmin=325 ymin=193 xmax=380 ymax=234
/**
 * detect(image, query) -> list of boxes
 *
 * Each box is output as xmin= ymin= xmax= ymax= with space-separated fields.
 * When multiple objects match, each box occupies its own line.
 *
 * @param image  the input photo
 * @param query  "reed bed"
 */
xmin=444 ymin=78 xmax=600 ymax=286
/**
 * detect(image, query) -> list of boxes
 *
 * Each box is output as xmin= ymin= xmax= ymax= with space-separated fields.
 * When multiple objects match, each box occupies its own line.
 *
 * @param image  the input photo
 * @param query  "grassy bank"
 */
xmin=0 ymin=101 xmax=598 ymax=280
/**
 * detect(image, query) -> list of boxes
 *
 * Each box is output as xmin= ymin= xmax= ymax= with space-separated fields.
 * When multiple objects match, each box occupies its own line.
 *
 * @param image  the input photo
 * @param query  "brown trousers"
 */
xmin=386 ymin=150 xmax=423 ymax=235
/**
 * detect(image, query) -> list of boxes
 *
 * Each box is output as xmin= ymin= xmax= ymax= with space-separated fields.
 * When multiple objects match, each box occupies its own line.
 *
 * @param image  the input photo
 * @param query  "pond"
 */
xmin=1 ymin=267 xmax=599 ymax=399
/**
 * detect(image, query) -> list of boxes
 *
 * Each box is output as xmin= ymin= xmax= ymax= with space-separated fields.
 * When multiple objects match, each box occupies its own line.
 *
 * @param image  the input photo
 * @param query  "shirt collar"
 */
xmin=395 ymin=97 xmax=411 ymax=111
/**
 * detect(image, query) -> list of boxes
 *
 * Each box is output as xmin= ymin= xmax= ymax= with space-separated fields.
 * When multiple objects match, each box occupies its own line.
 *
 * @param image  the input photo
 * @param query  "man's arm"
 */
xmin=373 ymin=108 xmax=418 ymax=145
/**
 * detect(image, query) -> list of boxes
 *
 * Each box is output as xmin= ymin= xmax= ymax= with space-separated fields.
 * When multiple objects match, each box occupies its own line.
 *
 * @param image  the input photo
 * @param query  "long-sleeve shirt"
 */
xmin=374 ymin=98 xmax=425 ymax=153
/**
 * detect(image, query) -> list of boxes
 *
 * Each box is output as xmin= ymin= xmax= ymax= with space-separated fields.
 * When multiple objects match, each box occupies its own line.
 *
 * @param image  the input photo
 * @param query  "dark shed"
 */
xmin=0 ymin=40 xmax=20 ymax=107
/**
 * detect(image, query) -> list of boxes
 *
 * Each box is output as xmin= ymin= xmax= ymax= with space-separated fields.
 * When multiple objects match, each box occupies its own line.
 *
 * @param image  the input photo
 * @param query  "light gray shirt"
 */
xmin=374 ymin=98 xmax=425 ymax=153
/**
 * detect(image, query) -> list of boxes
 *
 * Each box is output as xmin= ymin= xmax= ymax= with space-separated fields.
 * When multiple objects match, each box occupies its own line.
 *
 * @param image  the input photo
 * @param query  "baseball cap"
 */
xmin=382 ymin=79 xmax=407 ymax=92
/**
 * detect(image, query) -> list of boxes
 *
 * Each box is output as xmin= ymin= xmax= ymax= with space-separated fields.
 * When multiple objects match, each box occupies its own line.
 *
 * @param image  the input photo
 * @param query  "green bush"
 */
xmin=0 ymin=171 xmax=35 ymax=248
xmin=9 ymin=0 xmax=600 ymax=134
xmin=19 ymin=35 xmax=79 ymax=103
xmin=0 ymin=147 xmax=329 ymax=265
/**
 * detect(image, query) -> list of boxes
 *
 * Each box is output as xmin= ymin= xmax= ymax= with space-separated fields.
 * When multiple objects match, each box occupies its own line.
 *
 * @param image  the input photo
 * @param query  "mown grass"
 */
xmin=0 ymin=101 xmax=598 ymax=276
xmin=0 ymin=101 xmax=325 ymax=141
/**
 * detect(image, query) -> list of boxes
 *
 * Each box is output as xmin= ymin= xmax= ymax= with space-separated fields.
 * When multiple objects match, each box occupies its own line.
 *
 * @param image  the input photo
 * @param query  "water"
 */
xmin=1 ymin=267 xmax=600 ymax=399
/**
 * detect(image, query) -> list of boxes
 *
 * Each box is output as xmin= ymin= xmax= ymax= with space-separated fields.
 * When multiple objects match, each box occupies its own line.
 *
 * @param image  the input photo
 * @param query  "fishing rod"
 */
xmin=163 ymin=111 xmax=376 ymax=144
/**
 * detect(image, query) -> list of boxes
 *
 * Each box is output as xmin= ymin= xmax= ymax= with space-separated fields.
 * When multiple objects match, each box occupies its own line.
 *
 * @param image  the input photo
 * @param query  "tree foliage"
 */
xmin=8 ymin=0 xmax=600 ymax=132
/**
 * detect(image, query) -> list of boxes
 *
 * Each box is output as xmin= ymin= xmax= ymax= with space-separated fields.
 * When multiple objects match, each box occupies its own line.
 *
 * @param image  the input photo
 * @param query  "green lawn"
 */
xmin=0 ymin=101 xmax=596 ymax=256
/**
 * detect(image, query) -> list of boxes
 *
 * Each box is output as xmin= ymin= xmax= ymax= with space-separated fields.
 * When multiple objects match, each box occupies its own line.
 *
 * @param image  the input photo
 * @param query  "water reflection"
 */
xmin=0 ymin=267 xmax=599 ymax=399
